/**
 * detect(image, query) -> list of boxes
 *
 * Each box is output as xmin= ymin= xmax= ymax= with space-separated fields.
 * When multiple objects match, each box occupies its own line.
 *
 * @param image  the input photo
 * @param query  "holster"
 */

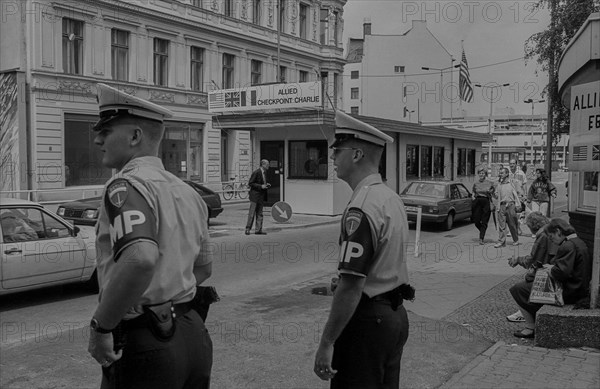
xmin=143 ymin=301 xmax=175 ymax=340
xmin=385 ymin=284 xmax=416 ymax=311
xmin=191 ymin=286 xmax=220 ymax=322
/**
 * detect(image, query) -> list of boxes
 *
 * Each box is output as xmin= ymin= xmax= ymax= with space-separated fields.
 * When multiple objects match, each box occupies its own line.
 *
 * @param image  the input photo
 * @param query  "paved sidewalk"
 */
xmin=440 ymin=341 xmax=600 ymax=389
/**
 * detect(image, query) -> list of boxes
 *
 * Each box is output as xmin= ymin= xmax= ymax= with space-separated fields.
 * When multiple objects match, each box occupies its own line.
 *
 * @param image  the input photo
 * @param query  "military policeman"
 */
xmin=314 ymin=111 xmax=412 ymax=389
xmin=87 ymin=83 xmax=213 ymax=389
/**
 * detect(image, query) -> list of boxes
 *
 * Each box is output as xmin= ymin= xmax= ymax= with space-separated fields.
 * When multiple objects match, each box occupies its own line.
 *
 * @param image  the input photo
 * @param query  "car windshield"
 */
xmin=403 ymin=183 xmax=446 ymax=198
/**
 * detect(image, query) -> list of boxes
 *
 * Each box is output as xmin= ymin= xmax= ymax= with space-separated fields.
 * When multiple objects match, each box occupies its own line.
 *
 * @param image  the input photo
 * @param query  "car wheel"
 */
xmin=443 ymin=212 xmax=454 ymax=231
xmin=85 ymin=269 xmax=99 ymax=294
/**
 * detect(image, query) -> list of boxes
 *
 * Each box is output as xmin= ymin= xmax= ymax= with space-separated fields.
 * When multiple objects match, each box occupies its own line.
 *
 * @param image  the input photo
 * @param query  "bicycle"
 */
xmin=222 ymin=178 xmax=249 ymax=200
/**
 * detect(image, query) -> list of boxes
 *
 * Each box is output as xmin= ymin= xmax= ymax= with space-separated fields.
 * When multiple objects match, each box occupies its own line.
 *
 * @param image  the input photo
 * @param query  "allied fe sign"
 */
xmin=272 ymin=201 xmax=292 ymax=223
xmin=568 ymin=80 xmax=600 ymax=171
xmin=208 ymin=82 xmax=322 ymax=113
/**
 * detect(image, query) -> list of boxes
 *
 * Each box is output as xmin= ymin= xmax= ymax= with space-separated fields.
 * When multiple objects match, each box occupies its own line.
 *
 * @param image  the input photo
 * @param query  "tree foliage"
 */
xmin=524 ymin=0 xmax=600 ymax=139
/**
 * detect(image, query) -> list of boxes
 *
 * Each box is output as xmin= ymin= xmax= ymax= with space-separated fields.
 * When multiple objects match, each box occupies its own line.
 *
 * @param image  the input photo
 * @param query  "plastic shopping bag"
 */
xmin=528 ymin=267 xmax=564 ymax=306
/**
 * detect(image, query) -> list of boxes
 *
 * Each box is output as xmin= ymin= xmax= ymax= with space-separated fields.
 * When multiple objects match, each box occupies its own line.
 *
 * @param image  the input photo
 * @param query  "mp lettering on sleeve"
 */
xmin=105 ymin=179 xmax=157 ymax=261
xmin=338 ymin=208 xmax=374 ymax=276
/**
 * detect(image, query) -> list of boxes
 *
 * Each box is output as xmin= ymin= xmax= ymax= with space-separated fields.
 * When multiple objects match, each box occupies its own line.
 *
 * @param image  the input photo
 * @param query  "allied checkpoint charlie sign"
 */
xmin=208 ymin=82 xmax=322 ymax=113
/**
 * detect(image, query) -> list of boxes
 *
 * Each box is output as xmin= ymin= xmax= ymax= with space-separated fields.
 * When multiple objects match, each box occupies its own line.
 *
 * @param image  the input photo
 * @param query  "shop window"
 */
xmin=421 ymin=146 xmax=432 ymax=178
xmin=289 ymin=140 xmax=328 ymax=179
xmin=406 ymin=145 xmax=419 ymax=178
xmin=64 ymin=115 xmax=112 ymax=186
xmin=62 ymin=18 xmax=84 ymax=75
xmin=433 ymin=146 xmax=444 ymax=177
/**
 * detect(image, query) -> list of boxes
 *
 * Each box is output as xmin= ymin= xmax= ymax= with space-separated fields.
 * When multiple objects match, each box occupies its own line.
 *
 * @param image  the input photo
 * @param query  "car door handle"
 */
xmin=4 ymin=248 xmax=22 ymax=254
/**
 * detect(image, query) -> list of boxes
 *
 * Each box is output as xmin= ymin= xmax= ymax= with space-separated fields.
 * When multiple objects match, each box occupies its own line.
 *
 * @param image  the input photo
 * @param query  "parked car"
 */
xmin=0 ymin=198 xmax=97 ymax=296
xmin=399 ymin=181 xmax=473 ymax=230
xmin=57 ymin=180 xmax=223 ymax=226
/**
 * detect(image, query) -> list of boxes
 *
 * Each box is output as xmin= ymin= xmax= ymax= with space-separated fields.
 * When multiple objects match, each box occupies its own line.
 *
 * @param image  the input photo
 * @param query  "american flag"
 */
xmin=459 ymin=48 xmax=473 ymax=103
xmin=209 ymin=92 xmax=225 ymax=109
xmin=572 ymin=145 xmax=588 ymax=161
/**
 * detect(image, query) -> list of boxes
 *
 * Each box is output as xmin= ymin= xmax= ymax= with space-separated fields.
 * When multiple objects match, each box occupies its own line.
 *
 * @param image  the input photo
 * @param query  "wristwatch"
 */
xmin=90 ymin=318 xmax=113 ymax=334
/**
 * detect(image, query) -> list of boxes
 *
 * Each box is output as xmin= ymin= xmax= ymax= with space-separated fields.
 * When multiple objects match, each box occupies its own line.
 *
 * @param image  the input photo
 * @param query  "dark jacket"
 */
xmin=248 ymin=167 xmax=268 ymax=203
xmin=528 ymin=179 xmax=557 ymax=203
xmin=551 ymin=235 xmax=592 ymax=303
xmin=517 ymin=225 xmax=558 ymax=268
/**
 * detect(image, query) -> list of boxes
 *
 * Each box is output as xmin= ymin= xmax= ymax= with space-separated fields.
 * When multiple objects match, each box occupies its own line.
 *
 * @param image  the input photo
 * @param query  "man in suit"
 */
xmin=245 ymin=159 xmax=270 ymax=235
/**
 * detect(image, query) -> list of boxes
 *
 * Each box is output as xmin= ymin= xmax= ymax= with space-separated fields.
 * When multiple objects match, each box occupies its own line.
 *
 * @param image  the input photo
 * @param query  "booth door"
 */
xmin=260 ymin=141 xmax=284 ymax=206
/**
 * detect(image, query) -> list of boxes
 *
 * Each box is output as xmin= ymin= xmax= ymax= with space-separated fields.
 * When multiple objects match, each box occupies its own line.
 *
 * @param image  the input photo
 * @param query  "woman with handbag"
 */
xmin=509 ymin=218 xmax=591 ymax=338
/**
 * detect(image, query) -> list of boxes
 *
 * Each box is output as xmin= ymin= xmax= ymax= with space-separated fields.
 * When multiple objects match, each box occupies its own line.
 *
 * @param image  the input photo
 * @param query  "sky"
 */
xmin=341 ymin=0 xmax=552 ymax=118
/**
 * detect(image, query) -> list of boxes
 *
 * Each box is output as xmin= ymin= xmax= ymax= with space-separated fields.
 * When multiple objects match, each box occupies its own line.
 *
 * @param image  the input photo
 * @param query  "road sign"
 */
xmin=272 ymin=201 xmax=292 ymax=223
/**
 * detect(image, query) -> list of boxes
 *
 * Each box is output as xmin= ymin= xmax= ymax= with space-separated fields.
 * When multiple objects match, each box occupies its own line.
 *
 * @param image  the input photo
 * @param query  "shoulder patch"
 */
xmin=107 ymin=180 xmax=128 ymax=208
xmin=345 ymin=209 xmax=364 ymax=236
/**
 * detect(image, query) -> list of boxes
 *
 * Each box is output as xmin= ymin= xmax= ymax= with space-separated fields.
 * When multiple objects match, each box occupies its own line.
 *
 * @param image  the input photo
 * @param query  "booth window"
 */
xmin=406 ymin=145 xmax=419 ymax=178
xmin=581 ymin=171 xmax=598 ymax=209
xmin=458 ymin=148 xmax=476 ymax=176
xmin=289 ymin=140 xmax=328 ymax=179
xmin=421 ymin=146 xmax=432 ymax=178
xmin=433 ymin=146 xmax=444 ymax=177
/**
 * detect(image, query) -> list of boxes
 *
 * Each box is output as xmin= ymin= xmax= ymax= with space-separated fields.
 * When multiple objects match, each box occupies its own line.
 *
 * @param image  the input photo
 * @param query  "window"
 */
xmin=279 ymin=65 xmax=287 ymax=83
xmin=350 ymin=106 xmax=359 ymax=115
xmin=153 ymin=38 xmax=169 ymax=86
xmin=406 ymin=145 xmax=419 ymax=178
xmin=62 ymin=18 xmax=83 ymax=75
xmin=421 ymin=146 xmax=432 ymax=178
xmin=222 ymin=53 xmax=234 ymax=89
xmin=350 ymin=70 xmax=359 ymax=79
xmin=191 ymin=46 xmax=204 ymax=91
xmin=253 ymin=0 xmax=261 ymax=24
xmin=394 ymin=65 xmax=405 ymax=73
xmin=333 ymin=73 xmax=338 ymax=108
xmin=299 ymin=3 xmax=308 ymax=39
xmin=457 ymin=148 xmax=476 ymax=176
xmin=64 ymin=115 xmax=112 ymax=186
xmin=192 ymin=0 xmax=203 ymax=8
xmin=332 ymin=10 xmax=338 ymax=45
xmin=289 ymin=140 xmax=328 ymax=179
xmin=224 ymin=0 xmax=233 ymax=17
xmin=320 ymin=8 xmax=328 ymax=44
xmin=251 ymin=59 xmax=262 ymax=85
xmin=457 ymin=184 xmax=470 ymax=198
xmin=111 ymin=29 xmax=129 ymax=81
xmin=279 ymin=0 xmax=285 ymax=33
xmin=350 ymin=87 xmax=359 ymax=100
xmin=433 ymin=146 xmax=444 ymax=177
xmin=1 ymin=208 xmax=72 ymax=243
xmin=581 ymin=171 xmax=598 ymax=209
xmin=299 ymin=70 xmax=308 ymax=82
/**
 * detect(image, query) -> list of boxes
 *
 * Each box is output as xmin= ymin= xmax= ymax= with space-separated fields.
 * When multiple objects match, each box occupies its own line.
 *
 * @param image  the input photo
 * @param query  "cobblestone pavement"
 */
xmin=440 ymin=272 xmax=600 ymax=389
xmin=440 ymin=341 xmax=600 ymax=389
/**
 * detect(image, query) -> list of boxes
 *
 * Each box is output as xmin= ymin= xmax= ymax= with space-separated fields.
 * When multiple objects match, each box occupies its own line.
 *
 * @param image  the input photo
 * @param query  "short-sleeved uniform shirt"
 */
xmin=338 ymin=174 xmax=410 ymax=298
xmin=95 ymin=156 xmax=211 ymax=319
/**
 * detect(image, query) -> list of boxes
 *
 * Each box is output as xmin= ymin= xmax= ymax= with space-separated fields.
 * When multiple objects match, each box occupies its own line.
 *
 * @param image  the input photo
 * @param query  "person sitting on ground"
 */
xmin=505 ymin=212 xmax=556 ymax=322
xmin=509 ymin=218 xmax=591 ymax=338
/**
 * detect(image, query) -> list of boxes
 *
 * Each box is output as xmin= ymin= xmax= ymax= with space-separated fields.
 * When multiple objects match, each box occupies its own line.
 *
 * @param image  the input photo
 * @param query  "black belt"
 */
xmin=359 ymin=293 xmax=402 ymax=306
xmin=122 ymin=301 xmax=193 ymax=331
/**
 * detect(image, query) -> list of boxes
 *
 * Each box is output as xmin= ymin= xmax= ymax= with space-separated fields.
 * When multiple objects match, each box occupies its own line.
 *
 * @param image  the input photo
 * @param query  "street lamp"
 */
xmin=474 ymin=83 xmax=510 ymax=166
xmin=404 ymin=107 xmax=415 ymax=122
xmin=421 ymin=61 xmax=460 ymax=123
xmin=524 ymin=98 xmax=545 ymax=165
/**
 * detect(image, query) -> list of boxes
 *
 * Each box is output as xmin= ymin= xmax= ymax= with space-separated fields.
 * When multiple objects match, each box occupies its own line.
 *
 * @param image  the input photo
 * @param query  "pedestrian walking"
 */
xmin=527 ymin=168 xmax=557 ymax=216
xmin=493 ymin=167 xmax=521 ymax=248
xmin=508 ymin=159 xmax=527 ymax=236
xmin=314 ymin=111 xmax=413 ymax=389
xmin=471 ymin=166 xmax=495 ymax=245
xmin=245 ymin=159 xmax=270 ymax=235
xmin=88 ymin=83 xmax=213 ymax=389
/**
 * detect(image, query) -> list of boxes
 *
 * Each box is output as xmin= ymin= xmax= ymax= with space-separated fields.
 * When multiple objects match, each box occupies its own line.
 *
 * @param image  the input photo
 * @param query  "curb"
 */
xmin=439 ymin=341 xmax=506 ymax=389
xmin=217 ymin=218 xmax=341 ymax=232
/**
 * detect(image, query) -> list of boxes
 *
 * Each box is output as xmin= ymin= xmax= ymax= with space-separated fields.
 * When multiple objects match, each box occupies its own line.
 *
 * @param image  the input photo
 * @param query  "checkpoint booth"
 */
xmin=210 ymin=82 xmax=490 ymax=216
xmin=558 ymin=12 xmax=599 ymax=306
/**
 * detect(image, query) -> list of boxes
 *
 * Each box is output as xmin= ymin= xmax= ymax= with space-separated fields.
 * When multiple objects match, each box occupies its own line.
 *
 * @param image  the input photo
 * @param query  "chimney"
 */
xmin=363 ymin=18 xmax=371 ymax=37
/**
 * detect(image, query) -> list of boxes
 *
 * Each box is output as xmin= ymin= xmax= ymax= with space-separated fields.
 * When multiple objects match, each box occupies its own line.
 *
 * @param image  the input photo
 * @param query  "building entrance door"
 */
xmin=260 ymin=141 xmax=284 ymax=206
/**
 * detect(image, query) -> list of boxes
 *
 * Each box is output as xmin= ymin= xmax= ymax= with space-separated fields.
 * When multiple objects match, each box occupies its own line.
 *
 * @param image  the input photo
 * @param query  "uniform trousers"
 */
xmin=101 ymin=309 xmax=212 ymax=389
xmin=331 ymin=298 xmax=409 ymax=389
xmin=471 ymin=197 xmax=491 ymax=240
xmin=245 ymin=200 xmax=264 ymax=232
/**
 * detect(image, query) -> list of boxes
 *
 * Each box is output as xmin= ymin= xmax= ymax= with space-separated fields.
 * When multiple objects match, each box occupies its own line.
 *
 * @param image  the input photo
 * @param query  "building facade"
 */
xmin=343 ymin=20 xmax=454 ymax=123
xmin=0 ymin=0 xmax=347 ymax=200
